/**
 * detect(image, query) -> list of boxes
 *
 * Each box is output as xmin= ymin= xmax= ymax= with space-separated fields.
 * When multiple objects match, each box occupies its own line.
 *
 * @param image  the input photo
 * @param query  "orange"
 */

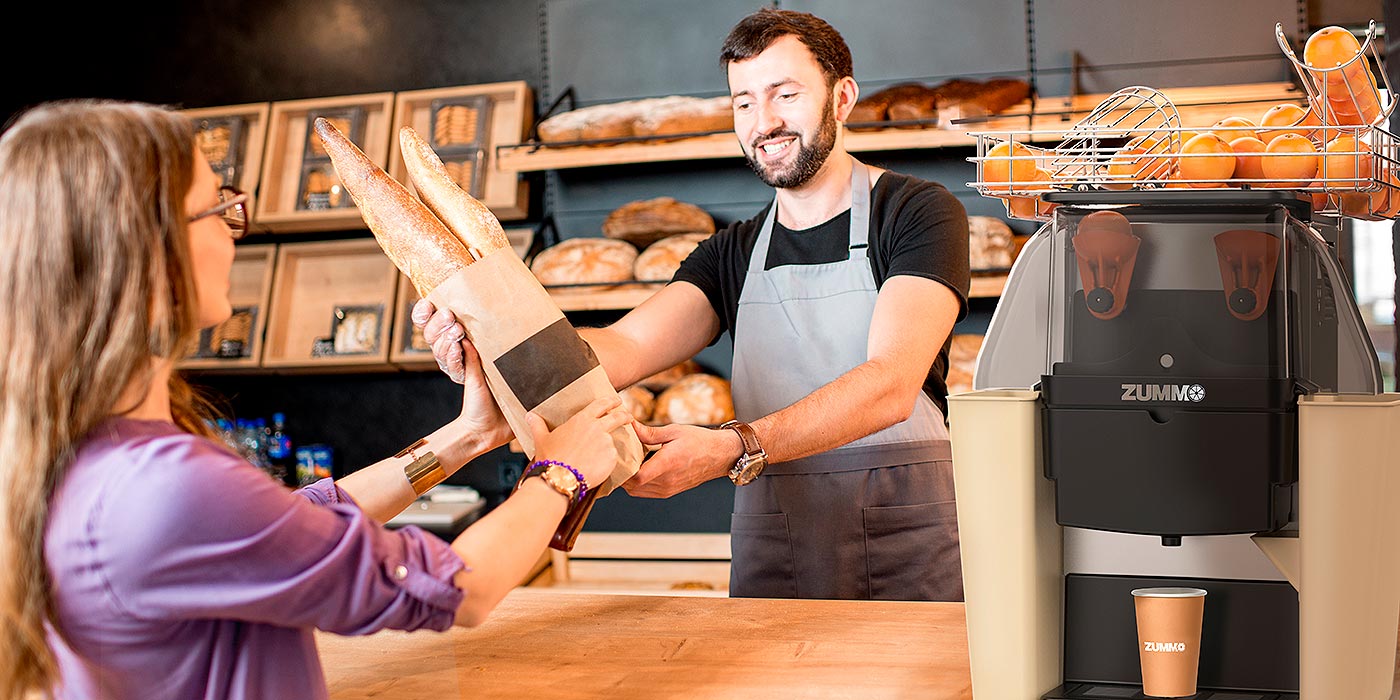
xmin=1104 ymin=136 xmax=1173 ymax=189
xmin=1209 ymin=117 xmax=1259 ymax=142
xmin=1229 ymin=137 xmax=1268 ymax=181
xmin=1305 ymin=26 xmax=1363 ymax=70
xmin=983 ymin=141 xmax=1039 ymax=192
xmin=1261 ymin=133 xmax=1319 ymax=188
xmin=1321 ymin=134 xmax=1374 ymax=185
xmin=1178 ymin=133 xmax=1236 ymax=187
xmin=1258 ymin=103 xmax=1319 ymax=141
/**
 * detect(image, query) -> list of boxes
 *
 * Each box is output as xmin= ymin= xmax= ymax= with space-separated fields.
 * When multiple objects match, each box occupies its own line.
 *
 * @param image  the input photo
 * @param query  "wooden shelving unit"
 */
xmin=547 ymin=284 xmax=667 ymax=312
xmin=496 ymin=82 xmax=1305 ymax=173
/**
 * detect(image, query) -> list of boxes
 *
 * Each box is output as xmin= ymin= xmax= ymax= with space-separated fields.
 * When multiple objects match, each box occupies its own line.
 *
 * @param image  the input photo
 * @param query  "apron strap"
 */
xmin=750 ymin=156 xmax=870 ymax=271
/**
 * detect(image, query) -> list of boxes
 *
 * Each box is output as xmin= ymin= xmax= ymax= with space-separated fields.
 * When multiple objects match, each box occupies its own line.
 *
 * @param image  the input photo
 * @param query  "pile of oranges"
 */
xmin=980 ymin=24 xmax=1397 ymax=219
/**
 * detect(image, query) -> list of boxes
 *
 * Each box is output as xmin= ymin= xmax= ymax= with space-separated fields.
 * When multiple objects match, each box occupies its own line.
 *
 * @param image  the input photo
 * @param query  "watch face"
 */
xmin=543 ymin=466 xmax=579 ymax=496
xmin=732 ymin=454 xmax=767 ymax=486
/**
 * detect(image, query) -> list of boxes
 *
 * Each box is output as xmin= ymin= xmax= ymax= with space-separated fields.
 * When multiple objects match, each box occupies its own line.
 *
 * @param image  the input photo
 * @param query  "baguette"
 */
xmin=313 ymin=118 xmax=473 ymax=296
xmin=398 ymin=126 xmax=511 ymax=256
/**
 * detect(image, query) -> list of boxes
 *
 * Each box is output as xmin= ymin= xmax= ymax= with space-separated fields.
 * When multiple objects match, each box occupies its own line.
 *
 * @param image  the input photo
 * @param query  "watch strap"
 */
xmin=720 ymin=420 xmax=761 ymax=457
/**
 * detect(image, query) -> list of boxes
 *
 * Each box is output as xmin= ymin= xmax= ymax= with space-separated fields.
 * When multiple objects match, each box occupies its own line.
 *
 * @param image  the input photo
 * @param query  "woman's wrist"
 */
xmin=432 ymin=420 xmax=495 ymax=476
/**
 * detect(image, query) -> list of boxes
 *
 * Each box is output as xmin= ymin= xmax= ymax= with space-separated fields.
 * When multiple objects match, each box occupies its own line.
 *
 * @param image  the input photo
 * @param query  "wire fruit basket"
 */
xmin=968 ymin=20 xmax=1399 ymax=221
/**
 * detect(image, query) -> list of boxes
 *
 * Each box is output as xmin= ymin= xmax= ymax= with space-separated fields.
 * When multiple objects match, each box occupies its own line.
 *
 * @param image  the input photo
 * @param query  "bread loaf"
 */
xmin=637 ymin=359 xmax=704 ymax=392
xmin=619 ymin=385 xmax=656 ymax=424
xmin=967 ymin=215 xmax=1015 ymax=270
xmin=314 ymin=118 xmax=473 ymax=296
xmin=537 ymin=95 xmax=735 ymax=144
xmin=651 ymin=374 xmax=735 ymax=426
xmin=848 ymin=78 xmax=1031 ymax=130
xmin=602 ymin=197 xmax=714 ymax=247
xmin=635 ymin=96 xmax=733 ymax=138
xmin=530 ymin=238 xmax=638 ymax=286
xmin=399 ymin=126 xmax=510 ymax=255
xmin=633 ymin=233 xmax=710 ymax=282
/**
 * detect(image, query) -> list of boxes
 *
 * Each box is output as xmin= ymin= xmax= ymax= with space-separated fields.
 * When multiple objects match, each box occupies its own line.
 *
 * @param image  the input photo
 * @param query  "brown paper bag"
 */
xmin=427 ymin=248 xmax=643 ymax=549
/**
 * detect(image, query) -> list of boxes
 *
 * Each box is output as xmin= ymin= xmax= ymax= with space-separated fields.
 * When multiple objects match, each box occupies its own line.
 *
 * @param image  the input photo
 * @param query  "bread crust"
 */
xmin=398 ymin=126 xmax=510 ymax=256
xmin=314 ymin=118 xmax=472 ymax=296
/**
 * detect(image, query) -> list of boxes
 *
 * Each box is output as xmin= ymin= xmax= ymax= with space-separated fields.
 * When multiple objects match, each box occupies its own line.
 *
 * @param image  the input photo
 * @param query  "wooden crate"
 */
xmin=181 ymin=102 xmax=271 ymax=231
xmin=179 ymin=243 xmax=277 ymax=371
xmin=390 ymin=82 xmax=533 ymax=221
xmin=262 ymin=239 xmax=399 ymax=369
xmin=257 ymin=93 xmax=396 ymax=233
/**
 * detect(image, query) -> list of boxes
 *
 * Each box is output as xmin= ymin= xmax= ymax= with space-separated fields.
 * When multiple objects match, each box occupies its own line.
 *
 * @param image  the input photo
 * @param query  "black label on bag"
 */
xmin=494 ymin=318 xmax=599 ymax=412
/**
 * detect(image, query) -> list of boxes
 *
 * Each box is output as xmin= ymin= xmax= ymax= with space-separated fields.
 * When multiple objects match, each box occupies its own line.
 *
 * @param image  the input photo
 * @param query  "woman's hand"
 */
xmin=526 ymin=397 xmax=631 ymax=491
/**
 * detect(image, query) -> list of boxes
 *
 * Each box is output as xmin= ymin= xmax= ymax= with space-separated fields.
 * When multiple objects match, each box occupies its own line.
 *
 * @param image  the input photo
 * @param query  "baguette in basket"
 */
xmin=314 ymin=118 xmax=643 ymax=551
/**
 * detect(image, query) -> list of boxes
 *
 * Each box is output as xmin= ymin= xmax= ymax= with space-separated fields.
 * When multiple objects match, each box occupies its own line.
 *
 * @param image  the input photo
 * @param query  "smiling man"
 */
xmin=417 ymin=8 xmax=970 ymax=601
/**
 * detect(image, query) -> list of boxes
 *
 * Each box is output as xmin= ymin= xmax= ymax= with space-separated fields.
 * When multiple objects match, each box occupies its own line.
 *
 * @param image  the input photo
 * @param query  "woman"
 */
xmin=0 ymin=99 xmax=628 ymax=700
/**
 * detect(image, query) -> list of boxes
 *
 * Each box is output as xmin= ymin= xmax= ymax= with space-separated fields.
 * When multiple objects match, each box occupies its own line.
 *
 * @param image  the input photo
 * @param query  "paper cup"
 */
xmin=1132 ymin=587 xmax=1207 ymax=697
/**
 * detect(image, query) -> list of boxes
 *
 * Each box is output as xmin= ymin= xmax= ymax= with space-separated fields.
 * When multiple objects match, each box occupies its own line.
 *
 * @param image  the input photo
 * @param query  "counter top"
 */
xmin=318 ymin=588 xmax=972 ymax=699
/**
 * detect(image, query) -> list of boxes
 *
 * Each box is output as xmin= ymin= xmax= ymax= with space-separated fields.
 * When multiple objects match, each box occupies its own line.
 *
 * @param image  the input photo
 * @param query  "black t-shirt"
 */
xmin=673 ymin=170 xmax=971 ymax=417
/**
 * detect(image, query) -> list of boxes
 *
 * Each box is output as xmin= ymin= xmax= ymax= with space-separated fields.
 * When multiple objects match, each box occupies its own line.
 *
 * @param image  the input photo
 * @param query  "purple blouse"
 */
xmin=44 ymin=418 xmax=467 ymax=699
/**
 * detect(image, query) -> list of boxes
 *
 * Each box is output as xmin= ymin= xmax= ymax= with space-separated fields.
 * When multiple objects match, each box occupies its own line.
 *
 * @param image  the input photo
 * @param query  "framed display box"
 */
xmin=257 ymin=93 xmax=396 ymax=233
xmin=262 ymin=239 xmax=399 ymax=369
xmin=390 ymin=82 xmax=533 ymax=221
xmin=181 ymin=102 xmax=271 ymax=231
xmin=179 ymin=243 xmax=277 ymax=371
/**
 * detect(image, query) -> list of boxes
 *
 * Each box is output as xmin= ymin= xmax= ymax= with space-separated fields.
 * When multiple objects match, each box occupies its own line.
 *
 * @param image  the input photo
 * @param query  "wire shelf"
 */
xmin=967 ymin=22 xmax=1400 ymax=222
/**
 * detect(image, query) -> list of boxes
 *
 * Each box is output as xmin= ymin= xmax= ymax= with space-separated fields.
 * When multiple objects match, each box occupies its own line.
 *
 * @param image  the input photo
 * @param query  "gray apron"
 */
xmin=728 ymin=158 xmax=963 ymax=601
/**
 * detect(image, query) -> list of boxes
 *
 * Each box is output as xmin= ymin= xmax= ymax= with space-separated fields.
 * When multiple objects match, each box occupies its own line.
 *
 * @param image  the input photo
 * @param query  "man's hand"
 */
xmin=412 ymin=298 xmax=467 ymax=384
xmin=623 ymin=423 xmax=744 ymax=498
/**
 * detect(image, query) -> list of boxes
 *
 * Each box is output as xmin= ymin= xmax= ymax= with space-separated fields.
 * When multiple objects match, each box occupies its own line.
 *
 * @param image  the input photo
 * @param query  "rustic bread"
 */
xmin=619 ymin=385 xmax=656 ymax=423
xmin=850 ymin=83 xmax=933 ymax=130
xmin=637 ymin=359 xmax=705 ymax=392
xmin=967 ymin=215 xmax=1016 ymax=270
xmin=602 ymin=197 xmax=714 ymax=247
xmin=529 ymin=237 xmax=638 ymax=286
xmin=633 ymin=233 xmax=710 ymax=282
xmin=399 ymin=126 xmax=510 ymax=256
xmin=635 ymin=96 xmax=734 ymax=139
xmin=651 ymin=374 xmax=735 ymax=426
xmin=849 ymin=78 xmax=1031 ymax=130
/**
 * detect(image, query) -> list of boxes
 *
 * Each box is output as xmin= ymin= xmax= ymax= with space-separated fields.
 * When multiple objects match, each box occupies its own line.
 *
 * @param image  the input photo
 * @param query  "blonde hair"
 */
xmin=0 ymin=100 xmax=219 ymax=699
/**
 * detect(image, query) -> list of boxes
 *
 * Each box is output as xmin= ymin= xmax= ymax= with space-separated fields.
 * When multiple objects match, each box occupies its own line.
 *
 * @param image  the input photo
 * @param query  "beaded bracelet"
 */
xmin=530 ymin=459 xmax=589 ymax=503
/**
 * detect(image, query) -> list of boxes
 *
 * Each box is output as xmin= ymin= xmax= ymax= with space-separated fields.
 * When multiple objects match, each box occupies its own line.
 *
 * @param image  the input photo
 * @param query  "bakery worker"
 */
xmin=416 ymin=7 xmax=970 ymax=601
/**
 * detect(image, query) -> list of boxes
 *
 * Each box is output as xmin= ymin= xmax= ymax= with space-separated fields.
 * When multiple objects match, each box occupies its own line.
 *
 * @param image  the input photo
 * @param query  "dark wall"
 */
xmin=3 ymin=0 xmax=1373 ymax=533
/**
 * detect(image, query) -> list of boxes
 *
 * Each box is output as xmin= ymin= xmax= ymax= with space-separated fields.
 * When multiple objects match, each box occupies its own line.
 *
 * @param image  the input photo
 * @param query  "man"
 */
xmin=415 ymin=8 xmax=969 ymax=601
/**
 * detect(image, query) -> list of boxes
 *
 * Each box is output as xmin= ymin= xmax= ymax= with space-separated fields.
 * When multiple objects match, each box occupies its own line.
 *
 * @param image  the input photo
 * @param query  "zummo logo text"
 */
xmin=1120 ymin=383 xmax=1206 ymax=402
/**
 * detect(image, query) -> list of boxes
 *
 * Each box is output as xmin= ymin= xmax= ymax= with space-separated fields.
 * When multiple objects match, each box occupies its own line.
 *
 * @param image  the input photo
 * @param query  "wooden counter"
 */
xmin=318 ymin=588 xmax=972 ymax=699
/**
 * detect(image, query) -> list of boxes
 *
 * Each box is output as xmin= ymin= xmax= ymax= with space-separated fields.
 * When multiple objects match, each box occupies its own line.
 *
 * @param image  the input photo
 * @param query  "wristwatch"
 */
xmin=520 ymin=460 xmax=581 ymax=502
xmin=720 ymin=420 xmax=767 ymax=486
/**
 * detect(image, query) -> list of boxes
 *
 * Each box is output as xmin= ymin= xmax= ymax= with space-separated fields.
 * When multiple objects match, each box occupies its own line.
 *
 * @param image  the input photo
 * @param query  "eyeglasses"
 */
xmin=188 ymin=186 xmax=251 ymax=240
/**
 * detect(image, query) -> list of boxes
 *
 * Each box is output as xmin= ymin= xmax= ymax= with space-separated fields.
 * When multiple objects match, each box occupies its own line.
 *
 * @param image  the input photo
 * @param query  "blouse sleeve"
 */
xmin=90 ymin=433 xmax=466 ymax=635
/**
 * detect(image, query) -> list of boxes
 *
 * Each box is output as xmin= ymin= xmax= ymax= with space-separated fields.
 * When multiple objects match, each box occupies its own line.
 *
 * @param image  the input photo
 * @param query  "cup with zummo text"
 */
xmin=1132 ymin=587 xmax=1207 ymax=697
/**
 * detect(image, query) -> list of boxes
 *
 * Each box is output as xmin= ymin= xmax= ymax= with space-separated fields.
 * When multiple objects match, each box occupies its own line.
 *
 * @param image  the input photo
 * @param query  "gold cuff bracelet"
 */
xmin=397 ymin=438 xmax=445 ymax=496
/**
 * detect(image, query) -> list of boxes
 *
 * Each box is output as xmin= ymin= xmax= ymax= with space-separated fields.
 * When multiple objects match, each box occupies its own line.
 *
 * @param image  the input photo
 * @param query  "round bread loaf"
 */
xmin=633 ymin=233 xmax=710 ymax=282
xmin=530 ymin=237 xmax=638 ymax=286
xmin=619 ymin=385 xmax=656 ymax=423
xmin=637 ymin=358 xmax=704 ymax=392
xmin=651 ymin=374 xmax=735 ymax=426
xmin=602 ymin=197 xmax=715 ymax=247
xmin=967 ymin=215 xmax=1015 ymax=270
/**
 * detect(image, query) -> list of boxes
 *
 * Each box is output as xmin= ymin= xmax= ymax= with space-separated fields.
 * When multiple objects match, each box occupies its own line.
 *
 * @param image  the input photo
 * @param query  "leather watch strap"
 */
xmin=721 ymin=420 xmax=761 ymax=456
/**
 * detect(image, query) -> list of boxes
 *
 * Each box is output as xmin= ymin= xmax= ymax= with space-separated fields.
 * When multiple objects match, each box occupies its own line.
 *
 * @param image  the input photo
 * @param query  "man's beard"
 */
xmin=744 ymin=99 xmax=838 ymax=189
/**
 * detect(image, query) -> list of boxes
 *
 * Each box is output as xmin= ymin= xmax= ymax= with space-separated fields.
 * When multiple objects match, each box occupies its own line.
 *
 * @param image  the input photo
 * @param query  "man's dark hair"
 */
xmin=720 ymin=8 xmax=853 ymax=87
